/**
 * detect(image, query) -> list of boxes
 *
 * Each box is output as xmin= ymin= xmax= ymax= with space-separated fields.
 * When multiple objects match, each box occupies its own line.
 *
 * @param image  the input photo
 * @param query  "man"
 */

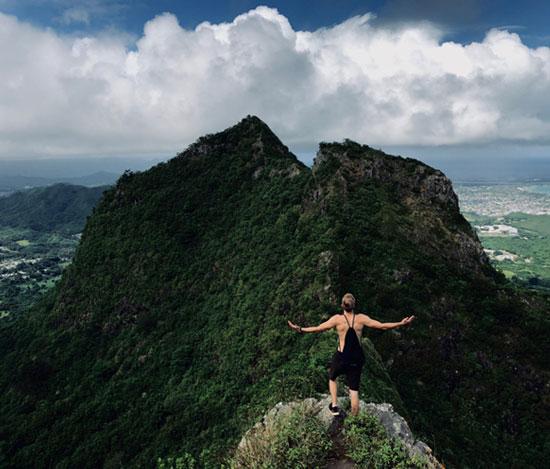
xmin=287 ymin=293 xmax=415 ymax=416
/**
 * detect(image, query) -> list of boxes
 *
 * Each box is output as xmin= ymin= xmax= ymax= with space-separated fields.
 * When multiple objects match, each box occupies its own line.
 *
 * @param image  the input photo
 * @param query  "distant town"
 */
xmin=455 ymin=183 xmax=550 ymax=216
xmin=456 ymin=183 xmax=550 ymax=288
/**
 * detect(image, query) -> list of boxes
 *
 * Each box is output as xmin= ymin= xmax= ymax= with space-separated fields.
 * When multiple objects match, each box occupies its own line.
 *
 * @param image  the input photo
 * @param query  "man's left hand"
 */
xmin=287 ymin=320 xmax=301 ymax=332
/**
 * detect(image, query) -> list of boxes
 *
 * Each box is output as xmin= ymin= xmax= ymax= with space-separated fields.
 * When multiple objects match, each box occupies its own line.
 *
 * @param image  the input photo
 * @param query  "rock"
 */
xmin=362 ymin=402 xmax=443 ymax=468
xmin=235 ymin=395 xmax=444 ymax=468
xmin=392 ymin=268 xmax=412 ymax=284
xmin=316 ymin=250 xmax=338 ymax=304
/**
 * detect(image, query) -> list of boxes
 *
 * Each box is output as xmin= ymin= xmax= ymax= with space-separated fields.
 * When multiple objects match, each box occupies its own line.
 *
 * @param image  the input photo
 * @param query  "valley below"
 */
xmin=0 ymin=183 xmax=109 ymax=319
xmin=0 ymin=226 xmax=79 ymax=318
xmin=456 ymin=183 xmax=550 ymax=289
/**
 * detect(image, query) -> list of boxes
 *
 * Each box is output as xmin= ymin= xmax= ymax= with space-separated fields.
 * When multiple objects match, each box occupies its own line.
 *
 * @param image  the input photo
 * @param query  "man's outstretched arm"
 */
xmin=361 ymin=314 xmax=416 ymax=330
xmin=288 ymin=315 xmax=337 ymax=333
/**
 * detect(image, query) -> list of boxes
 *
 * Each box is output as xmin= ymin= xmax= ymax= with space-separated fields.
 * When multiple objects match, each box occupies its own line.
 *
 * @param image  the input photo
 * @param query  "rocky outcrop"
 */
xmin=310 ymin=140 xmax=491 ymax=273
xmin=312 ymin=141 xmax=457 ymax=210
xmin=235 ymin=395 xmax=444 ymax=469
xmin=361 ymin=401 xmax=442 ymax=467
xmin=184 ymin=115 xmax=293 ymax=161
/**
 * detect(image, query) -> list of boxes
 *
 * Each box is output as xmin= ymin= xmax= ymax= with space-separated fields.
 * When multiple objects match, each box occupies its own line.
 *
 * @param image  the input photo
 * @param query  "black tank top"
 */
xmin=340 ymin=313 xmax=366 ymax=365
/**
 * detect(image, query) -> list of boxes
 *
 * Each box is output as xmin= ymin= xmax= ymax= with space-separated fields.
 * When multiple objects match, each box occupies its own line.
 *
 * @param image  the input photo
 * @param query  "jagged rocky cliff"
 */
xmin=0 ymin=116 xmax=548 ymax=468
xmin=309 ymin=140 xmax=490 ymax=276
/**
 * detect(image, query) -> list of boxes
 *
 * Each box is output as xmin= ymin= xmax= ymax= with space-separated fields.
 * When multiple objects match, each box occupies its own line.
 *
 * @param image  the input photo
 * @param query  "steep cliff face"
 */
xmin=0 ymin=116 xmax=548 ymax=468
xmin=311 ymin=140 xmax=490 ymax=274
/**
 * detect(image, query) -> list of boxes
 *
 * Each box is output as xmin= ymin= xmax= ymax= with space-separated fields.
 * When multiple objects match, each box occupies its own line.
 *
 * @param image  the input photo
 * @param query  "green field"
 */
xmin=0 ymin=184 xmax=108 ymax=318
xmin=464 ymin=212 xmax=550 ymax=286
xmin=0 ymin=225 xmax=79 ymax=317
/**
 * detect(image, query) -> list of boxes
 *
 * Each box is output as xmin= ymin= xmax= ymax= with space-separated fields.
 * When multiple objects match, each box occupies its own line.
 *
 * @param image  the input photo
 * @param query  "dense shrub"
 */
xmin=229 ymin=403 xmax=333 ymax=468
xmin=344 ymin=412 xmax=428 ymax=469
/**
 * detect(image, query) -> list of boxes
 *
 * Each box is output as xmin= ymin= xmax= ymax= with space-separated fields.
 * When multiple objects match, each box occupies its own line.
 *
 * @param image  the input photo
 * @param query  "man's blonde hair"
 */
xmin=341 ymin=293 xmax=356 ymax=312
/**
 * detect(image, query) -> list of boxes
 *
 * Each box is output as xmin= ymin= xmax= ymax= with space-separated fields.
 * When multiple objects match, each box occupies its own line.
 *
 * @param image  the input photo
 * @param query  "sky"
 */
xmin=0 ymin=0 xmax=549 ymax=169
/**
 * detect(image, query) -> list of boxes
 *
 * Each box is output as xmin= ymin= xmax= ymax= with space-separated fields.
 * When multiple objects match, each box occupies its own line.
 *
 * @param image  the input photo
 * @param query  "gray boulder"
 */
xmin=236 ymin=394 xmax=444 ymax=469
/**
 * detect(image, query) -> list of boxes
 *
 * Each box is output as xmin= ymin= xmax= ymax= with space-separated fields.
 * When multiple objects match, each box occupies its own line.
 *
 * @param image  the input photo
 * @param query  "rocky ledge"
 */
xmin=235 ymin=394 xmax=444 ymax=468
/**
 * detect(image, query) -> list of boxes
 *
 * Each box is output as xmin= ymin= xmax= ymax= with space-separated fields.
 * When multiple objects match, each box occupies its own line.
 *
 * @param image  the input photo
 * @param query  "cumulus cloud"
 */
xmin=0 ymin=6 xmax=549 ymax=158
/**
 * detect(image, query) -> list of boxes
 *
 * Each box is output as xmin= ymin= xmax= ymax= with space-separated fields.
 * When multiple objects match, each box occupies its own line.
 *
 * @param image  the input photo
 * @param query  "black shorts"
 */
xmin=328 ymin=351 xmax=363 ymax=391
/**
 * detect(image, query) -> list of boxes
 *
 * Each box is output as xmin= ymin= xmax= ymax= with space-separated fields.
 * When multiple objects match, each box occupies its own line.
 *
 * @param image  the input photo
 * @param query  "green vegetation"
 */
xmin=0 ymin=116 xmax=548 ymax=468
xmin=229 ymin=403 xmax=333 ymax=468
xmin=0 ymin=184 xmax=107 ymax=317
xmin=157 ymin=453 xmax=197 ymax=469
xmin=0 ymin=183 xmax=109 ymax=234
xmin=344 ymin=411 xmax=428 ymax=468
xmin=465 ymin=212 xmax=550 ymax=286
xmin=0 ymin=117 xmax=405 ymax=468
xmin=0 ymin=226 xmax=79 ymax=317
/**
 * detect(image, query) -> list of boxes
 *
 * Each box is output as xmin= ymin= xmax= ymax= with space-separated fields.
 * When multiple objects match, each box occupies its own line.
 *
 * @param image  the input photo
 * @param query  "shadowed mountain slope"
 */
xmin=0 ymin=183 xmax=110 ymax=234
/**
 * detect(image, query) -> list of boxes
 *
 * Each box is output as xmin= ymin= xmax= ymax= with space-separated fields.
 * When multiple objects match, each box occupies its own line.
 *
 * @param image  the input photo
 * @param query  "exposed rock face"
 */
xmin=317 ymin=250 xmax=338 ymax=304
xmin=312 ymin=142 xmax=457 ymax=209
xmin=236 ymin=395 xmax=444 ymax=469
xmin=311 ymin=140 xmax=490 ymax=274
xmin=362 ymin=401 xmax=442 ymax=468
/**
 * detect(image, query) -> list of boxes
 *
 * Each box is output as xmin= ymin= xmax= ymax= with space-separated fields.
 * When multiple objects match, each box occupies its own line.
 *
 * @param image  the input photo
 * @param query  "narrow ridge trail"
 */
xmin=325 ymin=410 xmax=356 ymax=469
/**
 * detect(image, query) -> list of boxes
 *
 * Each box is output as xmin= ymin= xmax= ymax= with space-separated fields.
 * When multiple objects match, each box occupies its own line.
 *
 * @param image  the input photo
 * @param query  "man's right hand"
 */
xmin=400 ymin=315 xmax=416 ymax=326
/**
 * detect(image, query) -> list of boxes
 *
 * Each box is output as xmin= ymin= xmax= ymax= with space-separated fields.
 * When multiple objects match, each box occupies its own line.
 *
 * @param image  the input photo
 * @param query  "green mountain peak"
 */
xmin=179 ymin=114 xmax=295 ymax=165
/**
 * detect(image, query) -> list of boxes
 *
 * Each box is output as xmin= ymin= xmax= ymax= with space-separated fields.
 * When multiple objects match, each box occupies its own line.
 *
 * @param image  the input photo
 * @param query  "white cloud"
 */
xmin=0 ymin=6 xmax=549 ymax=159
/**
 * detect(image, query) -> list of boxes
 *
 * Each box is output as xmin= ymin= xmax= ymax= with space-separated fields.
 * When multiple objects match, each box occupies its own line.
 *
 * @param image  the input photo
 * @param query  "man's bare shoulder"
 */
xmin=356 ymin=313 xmax=371 ymax=324
xmin=326 ymin=313 xmax=343 ymax=325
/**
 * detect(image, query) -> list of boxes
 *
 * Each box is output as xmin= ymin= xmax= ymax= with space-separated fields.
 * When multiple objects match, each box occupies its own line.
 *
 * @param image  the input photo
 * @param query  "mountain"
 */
xmin=0 ymin=172 xmax=118 ymax=194
xmin=64 ymin=171 xmax=120 ymax=187
xmin=0 ymin=116 xmax=548 ymax=468
xmin=0 ymin=183 xmax=110 ymax=234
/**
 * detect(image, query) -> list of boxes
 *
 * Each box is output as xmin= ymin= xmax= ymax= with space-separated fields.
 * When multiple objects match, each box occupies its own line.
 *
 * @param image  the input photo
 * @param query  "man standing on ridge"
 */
xmin=288 ymin=293 xmax=415 ymax=416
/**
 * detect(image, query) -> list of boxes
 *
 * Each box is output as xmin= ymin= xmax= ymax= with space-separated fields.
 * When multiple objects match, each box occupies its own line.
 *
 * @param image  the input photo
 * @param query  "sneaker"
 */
xmin=328 ymin=403 xmax=340 ymax=416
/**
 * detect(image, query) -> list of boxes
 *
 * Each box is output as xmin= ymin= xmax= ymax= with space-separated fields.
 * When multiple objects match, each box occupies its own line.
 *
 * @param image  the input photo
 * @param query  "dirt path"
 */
xmin=325 ymin=410 xmax=357 ymax=469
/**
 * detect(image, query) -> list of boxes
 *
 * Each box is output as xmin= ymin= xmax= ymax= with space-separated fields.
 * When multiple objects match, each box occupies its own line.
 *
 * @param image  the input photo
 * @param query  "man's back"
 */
xmin=332 ymin=312 xmax=366 ymax=351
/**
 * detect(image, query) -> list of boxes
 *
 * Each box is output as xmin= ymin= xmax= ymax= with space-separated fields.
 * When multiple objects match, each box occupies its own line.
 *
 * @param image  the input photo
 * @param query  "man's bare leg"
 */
xmin=329 ymin=379 xmax=338 ymax=406
xmin=349 ymin=389 xmax=360 ymax=416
